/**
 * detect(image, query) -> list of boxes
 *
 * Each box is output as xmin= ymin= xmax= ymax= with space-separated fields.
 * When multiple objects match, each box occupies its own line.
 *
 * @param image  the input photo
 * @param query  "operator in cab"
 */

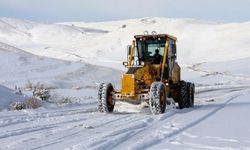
xmin=153 ymin=49 xmax=162 ymax=64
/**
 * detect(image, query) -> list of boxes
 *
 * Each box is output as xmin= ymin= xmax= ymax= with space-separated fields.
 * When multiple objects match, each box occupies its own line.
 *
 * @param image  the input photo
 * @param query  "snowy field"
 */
xmin=0 ymin=17 xmax=250 ymax=150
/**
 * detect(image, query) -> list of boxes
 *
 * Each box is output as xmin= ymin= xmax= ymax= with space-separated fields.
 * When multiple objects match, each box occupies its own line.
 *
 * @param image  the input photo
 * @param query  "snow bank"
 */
xmin=0 ymin=85 xmax=25 ymax=110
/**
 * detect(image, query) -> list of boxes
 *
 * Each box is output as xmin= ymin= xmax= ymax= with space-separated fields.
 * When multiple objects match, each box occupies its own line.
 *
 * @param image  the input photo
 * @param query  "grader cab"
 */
xmin=98 ymin=32 xmax=195 ymax=114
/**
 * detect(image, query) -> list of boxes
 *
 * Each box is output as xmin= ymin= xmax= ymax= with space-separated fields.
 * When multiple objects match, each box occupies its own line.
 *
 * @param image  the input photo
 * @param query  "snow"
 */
xmin=0 ymin=17 xmax=249 ymax=149
xmin=0 ymin=85 xmax=25 ymax=111
xmin=1 ymin=17 xmax=250 ymax=69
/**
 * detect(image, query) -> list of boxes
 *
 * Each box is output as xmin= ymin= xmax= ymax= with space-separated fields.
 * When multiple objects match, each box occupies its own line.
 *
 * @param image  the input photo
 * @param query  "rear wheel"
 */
xmin=178 ymin=81 xmax=189 ymax=109
xmin=186 ymin=82 xmax=191 ymax=107
xmin=186 ymin=82 xmax=195 ymax=108
xmin=189 ymin=83 xmax=195 ymax=107
xmin=98 ymin=83 xmax=115 ymax=113
xmin=149 ymin=82 xmax=167 ymax=114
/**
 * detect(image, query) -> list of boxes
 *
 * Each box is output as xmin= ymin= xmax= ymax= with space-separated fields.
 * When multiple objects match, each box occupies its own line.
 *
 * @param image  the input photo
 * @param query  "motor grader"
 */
xmin=98 ymin=32 xmax=195 ymax=114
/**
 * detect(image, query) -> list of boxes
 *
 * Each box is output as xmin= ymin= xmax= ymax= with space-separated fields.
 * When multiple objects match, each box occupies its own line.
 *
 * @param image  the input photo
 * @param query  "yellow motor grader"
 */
xmin=98 ymin=32 xmax=195 ymax=114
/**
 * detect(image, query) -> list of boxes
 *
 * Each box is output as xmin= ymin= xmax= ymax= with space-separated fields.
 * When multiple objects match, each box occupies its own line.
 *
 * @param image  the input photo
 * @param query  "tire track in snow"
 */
xmin=0 ymin=106 xmax=97 ymax=129
xmin=196 ymin=85 xmax=250 ymax=95
xmin=0 ymin=109 xmax=93 ymax=134
xmin=105 ymin=110 xmax=188 ymax=150
xmin=0 ymin=106 xmax=100 ymax=149
xmin=44 ymin=113 xmax=150 ymax=150
xmin=119 ymin=87 xmax=248 ymax=149
xmin=0 ymin=112 xmax=132 ymax=149
xmin=129 ymin=92 xmax=244 ymax=150
xmin=25 ymin=114 xmax=135 ymax=150
xmin=187 ymin=63 xmax=250 ymax=82
xmin=0 ymin=116 xmax=87 ymax=140
xmin=77 ymin=110 xmax=177 ymax=150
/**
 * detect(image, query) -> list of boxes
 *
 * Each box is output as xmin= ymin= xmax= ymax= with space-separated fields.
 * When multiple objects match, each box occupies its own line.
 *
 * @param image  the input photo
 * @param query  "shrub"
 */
xmin=10 ymin=97 xmax=42 ymax=110
xmin=10 ymin=102 xmax=26 ymax=110
xmin=25 ymin=97 xmax=42 ymax=109
xmin=14 ymin=85 xmax=23 ymax=95
xmin=33 ymin=82 xmax=50 ymax=100
xmin=24 ymin=80 xmax=33 ymax=91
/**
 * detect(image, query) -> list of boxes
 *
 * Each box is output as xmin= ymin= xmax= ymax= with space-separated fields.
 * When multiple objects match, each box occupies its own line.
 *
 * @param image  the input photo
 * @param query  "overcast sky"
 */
xmin=0 ymin=0 xmax=249 ymax=22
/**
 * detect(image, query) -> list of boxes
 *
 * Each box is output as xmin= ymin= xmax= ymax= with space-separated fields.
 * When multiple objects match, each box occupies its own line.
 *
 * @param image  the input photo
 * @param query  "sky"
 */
xmin=0 ymin=0 xmax=250 ymax=22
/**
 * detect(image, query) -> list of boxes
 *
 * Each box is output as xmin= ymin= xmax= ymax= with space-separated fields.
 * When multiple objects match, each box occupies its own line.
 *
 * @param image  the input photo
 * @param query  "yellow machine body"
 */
xmin=114 ymin=34 xmax=181 ymax=103
xmin=97 ymin=33 xmax=195 ymax=114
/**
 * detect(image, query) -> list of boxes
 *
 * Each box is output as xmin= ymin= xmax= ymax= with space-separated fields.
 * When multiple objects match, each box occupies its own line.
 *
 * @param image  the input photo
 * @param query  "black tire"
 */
xmin=178 ymin=81 xmax=189 ymax=109
xmin=186 ymin=82 xmax=195 ymax=108
xmin=97 ymin=83 xmax=115 ymax=113
xmin=189 ymin=83 xmax=195 ymax=107
xmin=186 ymin=82 xmax=191 ymax=108
xmin=149 ymin=82 xmax=167 ymax=114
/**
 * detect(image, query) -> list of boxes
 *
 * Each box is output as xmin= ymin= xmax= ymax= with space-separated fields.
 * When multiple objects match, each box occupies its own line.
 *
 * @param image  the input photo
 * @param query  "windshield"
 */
xmin=136 ymin=39 xmax=166 ymax=64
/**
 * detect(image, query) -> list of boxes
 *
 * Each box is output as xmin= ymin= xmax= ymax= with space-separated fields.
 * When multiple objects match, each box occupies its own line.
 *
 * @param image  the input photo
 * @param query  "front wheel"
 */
xmin=97 ymin=83 xmax=115 ymax=113
xmin=149 ymin=82 xmax=167 ymax=114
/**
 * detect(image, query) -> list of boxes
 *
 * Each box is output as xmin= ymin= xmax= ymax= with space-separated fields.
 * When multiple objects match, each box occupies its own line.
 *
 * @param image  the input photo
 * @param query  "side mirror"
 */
xmin=122 ymin=61 xmax=128 ymax=67
xmin=127 ymin=45 xmax=132 ymax=60
xmin=171 ymin=55 xmax=176 ymax=59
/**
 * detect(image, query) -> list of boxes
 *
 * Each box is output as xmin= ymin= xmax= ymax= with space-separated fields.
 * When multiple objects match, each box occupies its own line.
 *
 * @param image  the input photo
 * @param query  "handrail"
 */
xmin=128 ymin=40 xmax=135 ymax=67
xmin=161 ymin=40 xmax=169 ymax=81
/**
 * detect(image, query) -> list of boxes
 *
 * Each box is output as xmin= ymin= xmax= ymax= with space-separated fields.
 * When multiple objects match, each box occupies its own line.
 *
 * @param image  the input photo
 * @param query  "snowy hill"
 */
xmin=0 ymin=17 xmax=250 ymax=149
xmin=0 ymin=17 xmax=250 ymax=69
xmin=0 ymin=41 xmax=121 ymax=89
xmin=0 ymin=41 xmax=122 ymax=111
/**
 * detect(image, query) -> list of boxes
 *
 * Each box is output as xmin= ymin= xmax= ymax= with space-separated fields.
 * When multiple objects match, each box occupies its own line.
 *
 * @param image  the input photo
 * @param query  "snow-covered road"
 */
xmin=1 ymin=79 xmax=250 ymax=150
